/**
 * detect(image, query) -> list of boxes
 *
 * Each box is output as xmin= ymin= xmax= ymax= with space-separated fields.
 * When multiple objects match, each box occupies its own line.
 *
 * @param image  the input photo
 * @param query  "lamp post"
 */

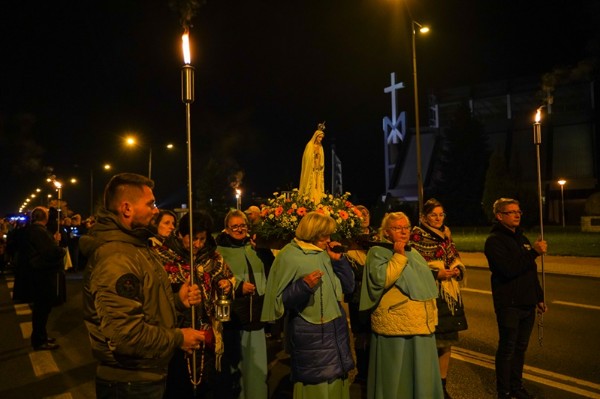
xmin=90 ymin=164 xmax=112 ymax=216
xmin=558 ymin=179 xmax=566 ymax=228
xmin=411 ymin=20 xmax=429 ymax=216
xmin=125 ymin=136 xmax=152 ymax=179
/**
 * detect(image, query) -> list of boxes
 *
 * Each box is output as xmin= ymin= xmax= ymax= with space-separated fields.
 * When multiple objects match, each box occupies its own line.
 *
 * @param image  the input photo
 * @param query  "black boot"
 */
xmin=442 ymin=378 xmax=452 ymax=399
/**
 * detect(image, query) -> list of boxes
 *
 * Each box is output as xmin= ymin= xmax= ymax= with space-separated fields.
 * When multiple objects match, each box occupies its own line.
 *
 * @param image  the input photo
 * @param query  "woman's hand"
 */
xmin=393 ymin=241 xmax=407 ymax=255
xmin=326 ymin=241 xmax=344 ymax=261
xmin=218 ymin=279 xmax=232 ymax=295
xmin=303 ymin=270 xmax=324 ymax=289
xmin=179 ymin=277 xmax=202 ymax=308
xmin=436 ymin=268 xmax=455 ymax=281
xmin=242 ymin=281 xmax=256 ymax=295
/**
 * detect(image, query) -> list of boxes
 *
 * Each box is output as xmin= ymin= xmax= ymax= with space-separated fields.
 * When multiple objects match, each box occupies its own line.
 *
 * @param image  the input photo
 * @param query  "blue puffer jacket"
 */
xmin=283 ymin=263 xmax=355 ymax=384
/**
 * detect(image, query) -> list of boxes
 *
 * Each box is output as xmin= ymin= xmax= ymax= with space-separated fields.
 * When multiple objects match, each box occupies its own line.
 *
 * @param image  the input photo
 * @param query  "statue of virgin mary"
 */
xmin=298 ymin=122 xmax=326 ymax=203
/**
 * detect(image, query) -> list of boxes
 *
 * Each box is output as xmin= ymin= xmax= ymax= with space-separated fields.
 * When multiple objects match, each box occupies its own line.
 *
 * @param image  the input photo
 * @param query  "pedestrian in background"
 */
xmin=484 ymin=198 xmax=547 ymax=399
xmin=18 ymin=206 xmax=65 ymax=350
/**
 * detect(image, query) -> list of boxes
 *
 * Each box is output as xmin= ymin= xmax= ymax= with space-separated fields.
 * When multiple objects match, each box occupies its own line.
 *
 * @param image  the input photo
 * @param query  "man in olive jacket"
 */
xmin=81 ymin=173 xmax=205 ymax=399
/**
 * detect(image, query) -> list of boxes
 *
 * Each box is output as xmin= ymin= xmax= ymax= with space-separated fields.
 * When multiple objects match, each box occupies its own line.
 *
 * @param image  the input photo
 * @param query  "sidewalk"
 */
xmin=461 ymin=252 xmax=600 ymax=278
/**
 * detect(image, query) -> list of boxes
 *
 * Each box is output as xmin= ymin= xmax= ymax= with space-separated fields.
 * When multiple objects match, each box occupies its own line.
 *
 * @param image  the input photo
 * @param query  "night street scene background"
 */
xmin=1 ymin=0 xmax=599 ymax=226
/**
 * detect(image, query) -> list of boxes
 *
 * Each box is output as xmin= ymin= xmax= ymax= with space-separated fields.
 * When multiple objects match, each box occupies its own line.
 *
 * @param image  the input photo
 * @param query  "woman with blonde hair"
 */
xmin=262 ymin=211 xmax=355 ymax=399
xmin=360 ymin=212 xmax=443 ymax=399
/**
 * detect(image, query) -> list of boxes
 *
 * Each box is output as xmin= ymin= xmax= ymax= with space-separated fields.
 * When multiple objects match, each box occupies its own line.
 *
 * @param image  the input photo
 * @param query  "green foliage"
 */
xmin=482 ymin=149 xmax=516 ymax=222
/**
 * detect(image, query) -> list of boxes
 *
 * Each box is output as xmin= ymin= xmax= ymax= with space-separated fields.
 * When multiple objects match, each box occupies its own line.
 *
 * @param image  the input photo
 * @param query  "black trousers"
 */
xmin=494 ymin=306 xmax=536 ymax=394
xmin=31 ymin=300 xmax=53 ymax=347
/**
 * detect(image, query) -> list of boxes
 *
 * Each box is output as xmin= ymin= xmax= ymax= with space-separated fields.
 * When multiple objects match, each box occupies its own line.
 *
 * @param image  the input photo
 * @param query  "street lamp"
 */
xmin=90 ymin=164 xmax=112 ymax=216
xmin=558 ymin=179 xmax=566 ymax=228
xmin=125 ymin=136 xmax=152 ymax=179
xmin=411 ymin=20 xmax=429 ymax=216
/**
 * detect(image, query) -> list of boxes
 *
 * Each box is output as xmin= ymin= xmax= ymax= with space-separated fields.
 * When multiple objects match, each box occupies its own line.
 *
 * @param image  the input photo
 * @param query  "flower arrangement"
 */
xmin=255 ymin=189 xmax=365 ymax=241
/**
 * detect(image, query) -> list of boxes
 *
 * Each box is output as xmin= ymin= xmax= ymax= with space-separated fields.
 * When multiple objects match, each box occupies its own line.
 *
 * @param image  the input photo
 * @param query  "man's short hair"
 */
xmin=31 ymin=207 xmax=48 ymax=223
xmin=493 ymin=198 xmax=520 ymax=214
xmin=104 ymin=173 xmax=154 ymax=213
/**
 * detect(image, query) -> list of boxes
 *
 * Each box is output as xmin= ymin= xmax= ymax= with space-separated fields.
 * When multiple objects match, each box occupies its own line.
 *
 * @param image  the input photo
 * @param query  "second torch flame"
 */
xmin=182 ymin=31 xmax=191 ymax=65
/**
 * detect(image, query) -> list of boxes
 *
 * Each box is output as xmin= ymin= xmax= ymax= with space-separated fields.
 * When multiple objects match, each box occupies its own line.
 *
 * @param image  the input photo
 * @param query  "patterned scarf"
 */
xmin=151 ymin=235 xmax=234 ymax=371
xmin=410 ymin=223 xmax=464 ymax=313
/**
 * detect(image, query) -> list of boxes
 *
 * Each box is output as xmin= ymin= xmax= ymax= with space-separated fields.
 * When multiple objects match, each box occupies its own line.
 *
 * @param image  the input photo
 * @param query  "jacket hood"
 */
xmin=79 ymin=207 xmax=154 ymax=257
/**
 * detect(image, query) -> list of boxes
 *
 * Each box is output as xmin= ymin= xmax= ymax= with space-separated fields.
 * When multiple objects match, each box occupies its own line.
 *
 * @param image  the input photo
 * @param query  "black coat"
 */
xmin=484 ymin=222 xmax=544 ymax=310
xmin=17 ymin=223 xmax=65 ymax=303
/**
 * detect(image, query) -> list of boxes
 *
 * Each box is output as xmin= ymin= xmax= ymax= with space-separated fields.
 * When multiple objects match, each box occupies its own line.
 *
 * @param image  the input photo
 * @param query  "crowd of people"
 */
xmin=2 ymin=170 xmax=547 ymax=399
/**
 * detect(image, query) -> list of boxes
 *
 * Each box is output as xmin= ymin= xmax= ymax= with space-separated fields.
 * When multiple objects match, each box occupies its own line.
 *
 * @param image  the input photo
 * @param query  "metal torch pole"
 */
xmin=533 ymin=116 xmax=545 ymax=346
xmin=182 ymin=34 xmax=197 ymax=384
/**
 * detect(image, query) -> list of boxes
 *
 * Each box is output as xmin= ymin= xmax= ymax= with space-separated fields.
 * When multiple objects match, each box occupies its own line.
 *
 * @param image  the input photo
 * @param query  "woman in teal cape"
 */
xmin=359 ymin=212 xmax=443 ymax=399
xmin=216 ymin=210 xmax=270 ymax=399
xmin=261 ymin=212 xmax=355 ymax=399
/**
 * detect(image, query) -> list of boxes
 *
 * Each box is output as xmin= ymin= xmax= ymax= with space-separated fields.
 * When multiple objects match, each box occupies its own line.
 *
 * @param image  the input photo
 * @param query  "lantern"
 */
xmin=215 ymin=293 xmax=231 ymax=322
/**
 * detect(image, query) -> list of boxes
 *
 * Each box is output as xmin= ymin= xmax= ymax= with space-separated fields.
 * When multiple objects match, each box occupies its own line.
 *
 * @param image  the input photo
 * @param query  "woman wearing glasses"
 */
xmin=216 ymin=209 xmax=270 ymax=399
xmin=410 ymin=199 xmax=467 ymax=399
xmin=360 ymin=211 xmax=443 ymax=399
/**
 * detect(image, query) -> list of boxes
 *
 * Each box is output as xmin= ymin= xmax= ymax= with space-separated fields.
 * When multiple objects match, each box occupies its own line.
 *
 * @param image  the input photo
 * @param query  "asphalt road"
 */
xmin=1 ymin=268 xmax=599 ymax=399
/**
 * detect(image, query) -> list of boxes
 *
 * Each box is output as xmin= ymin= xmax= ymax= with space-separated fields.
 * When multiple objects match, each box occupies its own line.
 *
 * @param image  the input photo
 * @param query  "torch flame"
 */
xmin=535 ymin=108 xmax=541 ymax=123
xmin=182 ymin=31 xmax=191 ymax=64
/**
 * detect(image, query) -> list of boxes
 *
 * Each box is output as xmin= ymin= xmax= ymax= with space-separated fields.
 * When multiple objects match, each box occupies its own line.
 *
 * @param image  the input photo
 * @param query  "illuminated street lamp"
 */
xmin=411 ymin=20 xmax=429 ymax=216
xmin=125 ymin=136 xmax=152 ymax=179
xmin=558 ymin=179 xmax=566 ymax=228
xmin=90 ymin=164 xmax=112 ymax=215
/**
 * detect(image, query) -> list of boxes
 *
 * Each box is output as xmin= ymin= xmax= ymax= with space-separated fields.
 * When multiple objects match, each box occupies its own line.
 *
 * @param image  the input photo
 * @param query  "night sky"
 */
xmin=1 ymin=0 xmax=598 ymax=216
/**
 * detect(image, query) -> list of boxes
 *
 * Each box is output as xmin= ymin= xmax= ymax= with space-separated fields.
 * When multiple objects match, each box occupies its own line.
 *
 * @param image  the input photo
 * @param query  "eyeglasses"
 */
xmin=427 ymin=213 xmax=446 ymax=218
xmin=500 ymin=210 xmax=523 ymax=216
xmin=388 ymin=226 xmax=411 ymax=233
xmin=228 ymin=224 xmax=247 ymax=231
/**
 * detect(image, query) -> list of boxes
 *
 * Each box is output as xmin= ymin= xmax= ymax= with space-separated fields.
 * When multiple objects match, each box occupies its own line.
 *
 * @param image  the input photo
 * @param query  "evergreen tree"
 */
xmin=481 ymin=149 xmax=516 ymax=222
xmin=428 ymin=102 xmax=489 ymax=225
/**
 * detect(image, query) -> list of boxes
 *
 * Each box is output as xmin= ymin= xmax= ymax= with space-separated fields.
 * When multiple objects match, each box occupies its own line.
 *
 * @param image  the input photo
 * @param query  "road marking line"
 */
xmin=20 ymin=321 xmax=32 ymax=339
xmin=453 ymin=347 xmax=600 ymax=397
xmin=552 ymin=300 xmax=600 ymax=311
xmin=14 ymin=303 xmax=31 ymax=315
xmin=28 ymin=350 xmax=59 ymax=377
xmin=462 ymin=290 xmax=599 ymax=311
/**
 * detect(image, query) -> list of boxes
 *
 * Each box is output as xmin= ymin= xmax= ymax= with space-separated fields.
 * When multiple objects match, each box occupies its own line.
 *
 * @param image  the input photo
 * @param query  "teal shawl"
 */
xmin=261 ymin=239 xmax=344 ymax=324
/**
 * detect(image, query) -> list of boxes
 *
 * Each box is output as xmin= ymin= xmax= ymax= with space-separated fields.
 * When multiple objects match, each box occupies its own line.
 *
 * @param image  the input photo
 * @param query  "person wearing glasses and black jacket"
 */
xmin=484 ymin=198 xmax=547 ymax=399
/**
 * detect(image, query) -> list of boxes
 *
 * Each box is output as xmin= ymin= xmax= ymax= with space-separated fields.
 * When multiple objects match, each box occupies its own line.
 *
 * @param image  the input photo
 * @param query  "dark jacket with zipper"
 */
xmin=484 ymin=222 xmax=544 ymax=310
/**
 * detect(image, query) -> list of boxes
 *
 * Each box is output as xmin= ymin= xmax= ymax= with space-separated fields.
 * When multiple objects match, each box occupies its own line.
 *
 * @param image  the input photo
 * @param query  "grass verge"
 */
xmin=451 ymin=225 xmax=600 ymax=257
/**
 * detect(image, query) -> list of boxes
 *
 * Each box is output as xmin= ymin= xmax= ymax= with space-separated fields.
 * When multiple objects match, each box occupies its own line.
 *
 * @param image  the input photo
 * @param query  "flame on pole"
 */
xmin=181 ymin=27 xmax=200 ymax=384
xmin=533 ymin=107 xmax=545 ymax=346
